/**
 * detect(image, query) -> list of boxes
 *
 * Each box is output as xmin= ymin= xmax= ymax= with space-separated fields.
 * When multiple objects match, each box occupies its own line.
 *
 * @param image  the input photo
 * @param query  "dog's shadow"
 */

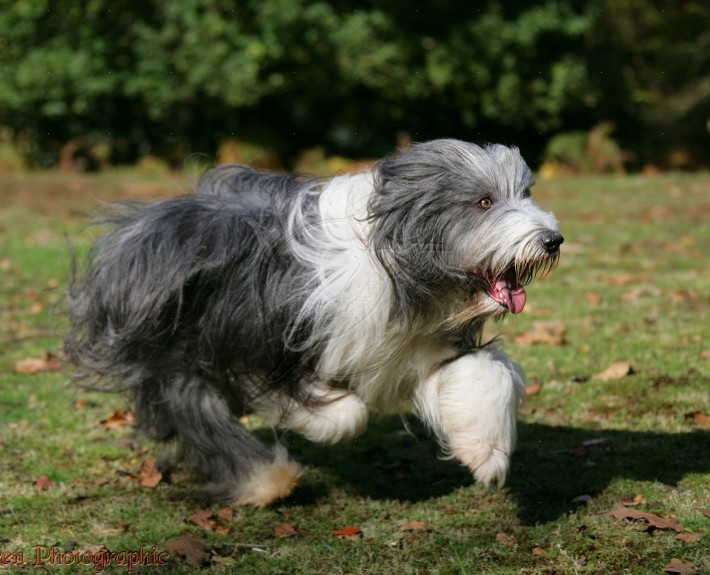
xmin=277 ymin=417 xmax=710 ymax=524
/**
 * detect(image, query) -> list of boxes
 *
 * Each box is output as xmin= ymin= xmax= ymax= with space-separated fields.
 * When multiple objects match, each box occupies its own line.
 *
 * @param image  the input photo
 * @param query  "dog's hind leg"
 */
xmin=138 ymin=375 xmax=302 ymax=506
xmin=261 ymin=383 xmax=369 ymax=445
xmin=414 ymin=348 xmax=526 ymax=486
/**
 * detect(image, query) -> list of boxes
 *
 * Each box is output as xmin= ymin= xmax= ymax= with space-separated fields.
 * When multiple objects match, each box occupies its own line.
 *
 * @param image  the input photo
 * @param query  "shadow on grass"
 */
xmin=280 ymin=417 xmax=710 ymax=524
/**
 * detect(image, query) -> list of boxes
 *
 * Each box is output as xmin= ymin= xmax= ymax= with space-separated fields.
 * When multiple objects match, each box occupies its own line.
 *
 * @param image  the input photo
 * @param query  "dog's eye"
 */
xmin=522 ymin=188 xmax=532 ymax=199
xmin=477 ymin=197 xmax=493 ymax=210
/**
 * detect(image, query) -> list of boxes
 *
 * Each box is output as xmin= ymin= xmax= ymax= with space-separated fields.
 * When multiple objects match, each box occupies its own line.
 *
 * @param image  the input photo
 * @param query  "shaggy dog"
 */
xmin=66 ymin=139 xmax=563 ymax=505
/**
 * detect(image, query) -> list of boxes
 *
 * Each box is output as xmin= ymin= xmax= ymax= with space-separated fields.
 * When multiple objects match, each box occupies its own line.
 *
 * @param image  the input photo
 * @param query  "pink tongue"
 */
xmin=492 ymin=279 xmax=527 ymax=314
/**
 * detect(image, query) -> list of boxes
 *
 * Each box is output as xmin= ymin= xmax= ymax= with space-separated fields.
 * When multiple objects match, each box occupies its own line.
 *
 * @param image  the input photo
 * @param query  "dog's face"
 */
xmin=371 ymin=139 xmax=562 ymax=324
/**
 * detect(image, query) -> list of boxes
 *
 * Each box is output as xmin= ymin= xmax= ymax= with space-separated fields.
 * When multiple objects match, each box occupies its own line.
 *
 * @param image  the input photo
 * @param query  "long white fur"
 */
xmin=276 ymin=171 xmax=530 ymax=485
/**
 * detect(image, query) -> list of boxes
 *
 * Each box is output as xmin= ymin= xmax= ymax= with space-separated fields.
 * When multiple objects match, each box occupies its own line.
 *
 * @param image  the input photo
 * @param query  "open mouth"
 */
xmin=472 ymin=267 xmax=528 ymax=314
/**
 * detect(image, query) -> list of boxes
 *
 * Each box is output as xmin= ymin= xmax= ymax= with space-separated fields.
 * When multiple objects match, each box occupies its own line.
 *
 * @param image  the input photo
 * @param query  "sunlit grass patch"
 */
xmin=0 ymin=170 xmax=708 ymax=574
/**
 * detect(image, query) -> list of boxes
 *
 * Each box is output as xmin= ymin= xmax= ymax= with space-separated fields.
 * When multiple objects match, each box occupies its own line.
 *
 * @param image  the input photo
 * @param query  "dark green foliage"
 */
xmin=0 ymin=0 xmax=707 ymax=168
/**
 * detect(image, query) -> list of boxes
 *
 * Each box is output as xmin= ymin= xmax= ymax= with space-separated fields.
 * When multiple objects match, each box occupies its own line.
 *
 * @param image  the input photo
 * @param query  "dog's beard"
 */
xmin=442 ymin=251 xmax=559 ymax=327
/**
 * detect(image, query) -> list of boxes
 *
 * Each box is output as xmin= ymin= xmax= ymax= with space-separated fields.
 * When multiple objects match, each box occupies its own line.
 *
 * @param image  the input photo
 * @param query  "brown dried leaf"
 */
xmin=676 ymin=533 xmax=701 ymax=543
xmin=525 ymin=382 xmax=542 ymax=396
xmin=217 ymin=507 xmax=234 ymax=524
xmin=531 ymin=546 xmax=547 ymax=556
xmin=190 ymin=510 xmax=217 ymax=531
xmin=699 ymin=509 xmax=710 ymax=518
xmin=399 ymin=520 xmax=432 ymax=532
xmin=605 ymin=506 xmax=684 ymax=532
xmin=495 ymin=532 xmax=516 ymax=546
xmin=683 ymin=411 xmax=710 ymax=430
xmin=621 ymin=287 xmax=661 ymax=301
xmin=139 ymin=458 xmax=163 ymax=488
xmin=585 ymin=291 xmax=603 ymax=305
xmin=604 ymin=273 xmax=652 ymax=286
xmin=165 ymin=535 xmax=210 ymax=568
xmin=663 ymin=558 xmax=697 ymax=574
xmin=98 ymin=410 xmax=136 ymax=430
xmin=34 ymin=475 xmax=57 ymax=492
xmin=15 ymin=353 xmax=62 ymax=374
xmin=332 ymin=526 xmax=363 ymax=540
xmin=621 ymin=494 xmax=646 ymax=507
xmin=591 ymin=361 xmax=635 ymax=381
xmin=274 ymin=523 xmax=299 ymax=538
xmin=513 ymin=322 xmax=566 ymax=346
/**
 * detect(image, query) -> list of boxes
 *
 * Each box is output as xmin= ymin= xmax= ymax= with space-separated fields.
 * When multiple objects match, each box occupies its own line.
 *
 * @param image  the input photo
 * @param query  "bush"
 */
xmin=0 ymin=0 xmax=600 ymax=168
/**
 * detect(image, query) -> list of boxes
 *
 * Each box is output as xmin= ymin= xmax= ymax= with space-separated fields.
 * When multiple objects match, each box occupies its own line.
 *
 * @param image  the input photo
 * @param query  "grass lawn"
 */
xmin=1 ymin=168 xmax=708 ymax=574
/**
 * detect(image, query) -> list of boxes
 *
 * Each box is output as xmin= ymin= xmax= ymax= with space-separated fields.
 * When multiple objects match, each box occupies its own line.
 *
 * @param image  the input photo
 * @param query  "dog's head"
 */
xmin=370 ymin=139 xmax=562 ymax=324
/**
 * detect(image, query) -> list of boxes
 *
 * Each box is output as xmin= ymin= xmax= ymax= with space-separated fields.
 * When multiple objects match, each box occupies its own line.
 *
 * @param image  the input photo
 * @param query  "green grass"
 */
xmin=1 ymin=170 xmax=708 ymax=574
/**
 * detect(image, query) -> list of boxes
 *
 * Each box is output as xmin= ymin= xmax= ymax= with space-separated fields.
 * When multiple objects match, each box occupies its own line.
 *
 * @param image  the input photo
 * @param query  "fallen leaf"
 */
xmin=525 ymin=382 xmax=542 ymax=396
xmin=605 ymin=506 xmax=684 ymax=532
xmin=332 ymin=526 xmax=363 ymax=540
xmin=663 ymin=558 xmax=697 ymax=574
xmin=274 ymin=523 xmax=299 ymax=538
xmin=165 ymin=535 xmax=210 ymax=568
xmin=217 ymin=507 xmax=234 ymax=524
xmin=93 ymin=477 xmax=110 ymax=487
xmin=699 ymin=509 xmax=710 ymax=518
xmin=592 ymin=361 xmax=635 ymax=381
xmin=15 ymin=353 xmax=62 ymax=374
xmin=683 ymin=411 xmax=710 ymax=430
xmin=190 ymin=510 xmax=217 ymax=530
xmin=604 ymin=273 xmax=652 ymax=286
xmin=621 ymin=494 xmax=646 ymax=507
xmin=399 ymin=521 xmax=432 ymax=532
xmin=585 ymin=291 xmax=603 ymax=305
xmin=676 ymin=533 xmax=701 ymax=543
xmin=513 ymin=322 xmax=566 ymax=346
xmin=34 ymin=475 xmax=57 ymax=492
xmin=98 ymin=410 xmax=136 ymax=430
xmin=531 ymin=547 xmax=547 ymax=556
xmin=699 ymin=350 xmax=710 ymax=361
xmin=139 ymin=459 xmax=163 ymax=488
xmin=620 ymin=287 xmax=661 ymax=301
xmin=495 ymin=532 xmax=516 ymax=546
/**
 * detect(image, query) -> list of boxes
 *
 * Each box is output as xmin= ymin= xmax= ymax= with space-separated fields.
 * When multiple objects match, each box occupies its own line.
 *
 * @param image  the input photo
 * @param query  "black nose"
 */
xmin=542 ymin=232 xmax=564 ymax=254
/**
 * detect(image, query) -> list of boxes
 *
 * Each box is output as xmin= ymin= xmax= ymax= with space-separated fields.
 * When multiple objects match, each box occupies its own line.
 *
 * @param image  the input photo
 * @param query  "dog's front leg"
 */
xmin=415 ymin=348 xmax=526 ymax=486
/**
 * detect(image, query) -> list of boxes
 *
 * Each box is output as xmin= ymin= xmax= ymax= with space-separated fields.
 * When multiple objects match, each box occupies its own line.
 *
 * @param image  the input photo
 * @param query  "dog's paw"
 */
xmin=453 ymin=441 xmax=510 ymax=487
xmin=234 ymin=446 xmax=303 ymax=507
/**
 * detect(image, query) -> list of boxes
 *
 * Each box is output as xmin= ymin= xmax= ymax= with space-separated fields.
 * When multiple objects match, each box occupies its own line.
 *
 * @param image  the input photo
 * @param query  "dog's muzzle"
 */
xmin=541 ymin=232 xmax=564 ymax=254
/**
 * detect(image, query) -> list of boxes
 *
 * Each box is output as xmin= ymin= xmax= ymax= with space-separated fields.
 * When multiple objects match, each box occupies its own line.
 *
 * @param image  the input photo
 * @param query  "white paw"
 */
xmin=273 ymin=387 xmax=369 ymax=444
xmin=453 ymin=441 xmax=510 ymax=487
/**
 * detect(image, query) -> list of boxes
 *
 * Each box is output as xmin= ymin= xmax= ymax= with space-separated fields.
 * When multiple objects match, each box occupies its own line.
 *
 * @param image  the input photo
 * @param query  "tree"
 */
xmin=0 ymin=0 xmax=602 ymax=167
